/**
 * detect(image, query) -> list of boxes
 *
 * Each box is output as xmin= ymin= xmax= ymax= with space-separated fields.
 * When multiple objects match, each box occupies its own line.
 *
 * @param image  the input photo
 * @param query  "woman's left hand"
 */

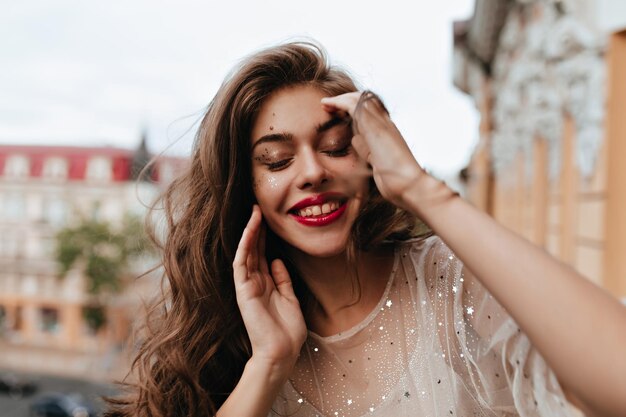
xmin=321 ymin=92 xmax=426 ymax=210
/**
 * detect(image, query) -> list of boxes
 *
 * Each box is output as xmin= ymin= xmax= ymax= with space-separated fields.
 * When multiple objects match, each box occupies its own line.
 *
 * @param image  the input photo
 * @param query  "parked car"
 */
xmin=29 ymin=393 xmax=97 ymax=417
xmin=0 ymin=372 xmax=38 ymax=398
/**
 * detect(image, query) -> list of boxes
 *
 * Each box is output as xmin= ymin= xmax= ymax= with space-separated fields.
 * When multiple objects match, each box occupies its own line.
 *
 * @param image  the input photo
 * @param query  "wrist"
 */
xmin=402 ymin=172 xmax=460 ymax=218
xmin=246 ymin=355 xmax=296 ymax=385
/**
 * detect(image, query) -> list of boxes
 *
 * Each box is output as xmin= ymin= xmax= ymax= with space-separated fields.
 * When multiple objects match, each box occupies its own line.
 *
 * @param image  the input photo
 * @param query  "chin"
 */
xmin=285 ymin=233 xmax=350 ymax=259
xmin=299 ymin=244 xmax=347 ymax=259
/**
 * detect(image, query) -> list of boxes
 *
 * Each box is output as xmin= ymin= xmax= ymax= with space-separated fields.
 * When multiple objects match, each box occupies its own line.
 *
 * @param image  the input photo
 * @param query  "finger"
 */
xmin=351 ymin=134 xmax=371 ymax=164
xmin=233 ymin=207 xmax=260 ymax=285
xmin=271 ymin=259 xmax=298 ymax=302
xmin=246 ymin=205 xmax=262 ymax=272
xmin=258 ymin=220 xmax=270 ymax=275
xmin=320 ymin=92 xmax=360 ymax=116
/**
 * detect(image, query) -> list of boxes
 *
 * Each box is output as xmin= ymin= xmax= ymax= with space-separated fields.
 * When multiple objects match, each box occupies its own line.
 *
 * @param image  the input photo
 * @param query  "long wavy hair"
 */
xmin=105 ymin=41 xmax=427 ymax=417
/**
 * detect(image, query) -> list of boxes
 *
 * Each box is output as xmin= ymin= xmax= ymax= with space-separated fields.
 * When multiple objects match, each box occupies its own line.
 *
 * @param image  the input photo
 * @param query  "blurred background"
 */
xmin=1 ymin=0 xmax=625 ymax=416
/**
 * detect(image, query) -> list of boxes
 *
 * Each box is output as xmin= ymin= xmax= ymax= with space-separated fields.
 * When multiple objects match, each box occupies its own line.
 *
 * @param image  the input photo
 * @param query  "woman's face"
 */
xmin=250 ymin=85 xmax=369 ymax=258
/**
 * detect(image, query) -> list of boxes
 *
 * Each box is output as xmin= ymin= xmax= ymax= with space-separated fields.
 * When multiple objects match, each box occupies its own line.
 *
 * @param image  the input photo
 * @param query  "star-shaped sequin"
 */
xmin=452 ymin=286 xmax=458 ymax=293
xmin=386 ymin=300 xmax=392 ymax=308
xmin=466 ymin=306 xmax=474 ymax=315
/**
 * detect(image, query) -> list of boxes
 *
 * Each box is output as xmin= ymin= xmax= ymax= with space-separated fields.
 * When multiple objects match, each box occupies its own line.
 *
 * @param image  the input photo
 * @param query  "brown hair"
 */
xmin=105 ymin=41 xmax=426 ymax=417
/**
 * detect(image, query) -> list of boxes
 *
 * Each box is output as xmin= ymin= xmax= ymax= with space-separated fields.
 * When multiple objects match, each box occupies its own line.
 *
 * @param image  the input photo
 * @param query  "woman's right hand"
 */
xmin=233 ymin=205 xmax=307 ymax=374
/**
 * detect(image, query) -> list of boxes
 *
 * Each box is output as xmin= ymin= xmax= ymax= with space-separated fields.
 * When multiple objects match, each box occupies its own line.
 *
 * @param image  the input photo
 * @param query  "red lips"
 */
xmin=288 ymin=192 xmax=347 ymax=227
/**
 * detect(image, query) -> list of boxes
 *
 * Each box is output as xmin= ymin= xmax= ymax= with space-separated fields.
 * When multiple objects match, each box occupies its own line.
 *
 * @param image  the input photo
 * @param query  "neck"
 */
xmin=287 ymin=245 xmax=395 ymax=337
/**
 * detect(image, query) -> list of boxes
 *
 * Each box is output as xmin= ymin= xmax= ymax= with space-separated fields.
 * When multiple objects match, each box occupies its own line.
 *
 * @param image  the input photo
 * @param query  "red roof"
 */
xmin=0 ymin=144 xmax=186 ymax=182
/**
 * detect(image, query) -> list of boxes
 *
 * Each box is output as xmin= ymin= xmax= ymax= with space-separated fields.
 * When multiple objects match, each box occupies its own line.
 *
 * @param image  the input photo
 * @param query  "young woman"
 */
xmin=106 ymin=42 xmax=626 ymax=417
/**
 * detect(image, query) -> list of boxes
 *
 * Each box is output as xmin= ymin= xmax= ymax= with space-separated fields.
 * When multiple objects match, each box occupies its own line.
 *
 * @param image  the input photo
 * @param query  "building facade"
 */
xmin=453 ymin=0 xmax=626 ymax=300
xmin=0 ymin=140 xmax=184 ymax=379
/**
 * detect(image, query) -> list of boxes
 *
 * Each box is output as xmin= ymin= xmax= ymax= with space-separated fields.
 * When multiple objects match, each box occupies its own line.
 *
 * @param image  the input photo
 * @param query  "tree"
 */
xmin=55 ymin=215 xmax=153 ymax=331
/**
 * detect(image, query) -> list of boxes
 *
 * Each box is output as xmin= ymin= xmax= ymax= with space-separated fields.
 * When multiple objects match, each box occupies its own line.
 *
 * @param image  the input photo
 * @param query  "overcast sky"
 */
xmin=1 ymin=0 xmax=478 ymax=176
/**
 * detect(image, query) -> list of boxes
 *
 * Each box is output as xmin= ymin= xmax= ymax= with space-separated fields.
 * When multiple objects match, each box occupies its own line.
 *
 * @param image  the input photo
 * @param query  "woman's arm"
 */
xmin=217 ymin=205 xmax=307 ymax=416
xmin=216 ymin=357 xmax=291 ymax=417
xmin=321 ymin=92 xmax=626 ymax=417
xmin=406 ymin=174 xmax=626 ymax=417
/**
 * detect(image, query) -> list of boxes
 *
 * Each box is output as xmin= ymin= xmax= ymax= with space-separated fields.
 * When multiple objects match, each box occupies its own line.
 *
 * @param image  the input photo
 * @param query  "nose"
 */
xmin=296 ymin=148 xmax=330 ymax=190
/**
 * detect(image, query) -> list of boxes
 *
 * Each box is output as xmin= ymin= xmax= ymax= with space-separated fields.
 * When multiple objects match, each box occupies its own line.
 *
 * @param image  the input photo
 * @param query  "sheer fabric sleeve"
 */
xmin=421 ymin=236 xmax=582 ymax=417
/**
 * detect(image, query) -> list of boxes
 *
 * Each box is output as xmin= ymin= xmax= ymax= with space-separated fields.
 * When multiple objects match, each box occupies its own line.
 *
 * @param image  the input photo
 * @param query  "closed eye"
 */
xmin=324 ymin=145 xmax=351 ymax=157
xmin=266 ymin=159 xmax=292 ymax=171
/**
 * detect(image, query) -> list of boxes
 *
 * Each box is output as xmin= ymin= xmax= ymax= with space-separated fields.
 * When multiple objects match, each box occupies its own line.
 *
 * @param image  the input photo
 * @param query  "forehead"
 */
xmin=251 ymin=85 xmax=329 ymax=142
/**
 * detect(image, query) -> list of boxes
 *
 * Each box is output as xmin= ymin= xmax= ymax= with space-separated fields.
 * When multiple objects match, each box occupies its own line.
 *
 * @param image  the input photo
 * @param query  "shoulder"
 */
xmin=394 ymin=235 xmax=465 ymax=298
xmin=396 ymin=234 xmax=460 ymax=268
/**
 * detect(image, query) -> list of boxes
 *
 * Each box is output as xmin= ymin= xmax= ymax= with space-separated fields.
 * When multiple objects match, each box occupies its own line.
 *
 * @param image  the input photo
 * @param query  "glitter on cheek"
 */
xmin=267 ymin=176 xmax=279 ymax=189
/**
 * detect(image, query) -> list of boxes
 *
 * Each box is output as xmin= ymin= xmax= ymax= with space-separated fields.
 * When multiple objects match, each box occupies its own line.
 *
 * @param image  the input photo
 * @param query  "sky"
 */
xmin=0 ymin=0 xmax=478 ymax=176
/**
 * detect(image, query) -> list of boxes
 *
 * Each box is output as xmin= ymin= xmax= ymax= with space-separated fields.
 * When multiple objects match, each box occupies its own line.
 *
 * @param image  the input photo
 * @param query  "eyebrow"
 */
xmin=251 ymin=132 xmax=293 ymax=152
xmin=315 ymin=115 xmax=351 ymax=133
xmin=251 ymin=116 xmax=350 ymax=152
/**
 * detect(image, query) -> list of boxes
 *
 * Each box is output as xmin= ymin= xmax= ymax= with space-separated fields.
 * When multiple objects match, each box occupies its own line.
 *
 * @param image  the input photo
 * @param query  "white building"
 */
xmin=0 ymin=139 xmax=185 ymax=379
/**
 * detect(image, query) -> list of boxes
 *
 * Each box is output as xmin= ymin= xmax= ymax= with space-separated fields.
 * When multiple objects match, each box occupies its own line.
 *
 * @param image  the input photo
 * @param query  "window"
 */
xmin=40 ymin=307 xmax=60 ymax=333
xmin=42 ymin=157 xmax=68 ymax=180
xmin=0 ymin=231 xmax=19 ymax=257
xmin=42 ymin=197 xmax=66 ymax=226
xmin=85 ymin=156 xmax=112 ymax=182
xmin=3 ymin=193 xmax=25 ymax=221
xmin=4 ymin=155 xmax=30 ymax=178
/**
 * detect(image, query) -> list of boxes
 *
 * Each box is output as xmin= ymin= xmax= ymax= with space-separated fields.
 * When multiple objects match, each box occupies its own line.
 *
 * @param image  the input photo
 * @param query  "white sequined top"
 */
xmin=269 ymin=236 xmax=578 ymax=417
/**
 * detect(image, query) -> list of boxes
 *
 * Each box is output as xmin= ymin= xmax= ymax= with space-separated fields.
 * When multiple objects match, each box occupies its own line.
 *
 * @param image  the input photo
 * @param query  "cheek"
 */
xmin=331 ymin=156 xmax=369 ymax=197
xmin=252 ymin=171 xmax=289 ymax=209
